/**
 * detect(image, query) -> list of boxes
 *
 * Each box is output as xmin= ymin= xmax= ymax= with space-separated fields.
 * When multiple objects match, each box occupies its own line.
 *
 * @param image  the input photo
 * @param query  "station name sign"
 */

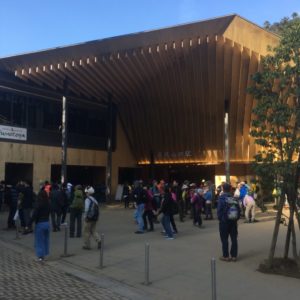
xmin=0 ymin=125 xmax=27 ymax=141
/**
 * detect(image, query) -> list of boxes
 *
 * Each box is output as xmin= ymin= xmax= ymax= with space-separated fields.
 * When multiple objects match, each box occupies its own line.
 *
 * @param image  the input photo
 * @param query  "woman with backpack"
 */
xmin=69 ymin=185 xmax=84 ymax=238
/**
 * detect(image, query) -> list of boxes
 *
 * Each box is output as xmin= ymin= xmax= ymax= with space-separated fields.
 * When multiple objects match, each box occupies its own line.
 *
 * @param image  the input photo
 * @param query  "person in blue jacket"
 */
xmin=217 ymin=183 xmax=240 ymax=262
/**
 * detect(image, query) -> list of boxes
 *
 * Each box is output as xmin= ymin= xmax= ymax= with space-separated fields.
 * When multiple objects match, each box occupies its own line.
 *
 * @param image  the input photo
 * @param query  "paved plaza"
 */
xmin=0 ymin=205 xmax=299 ymax=300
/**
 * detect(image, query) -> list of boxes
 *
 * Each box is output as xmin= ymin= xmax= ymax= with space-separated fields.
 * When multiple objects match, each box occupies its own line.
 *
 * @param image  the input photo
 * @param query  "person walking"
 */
xmin=29 ymin=189 xmax=51 ymax=262
xmin=82 ymin=186 xmax=101 ymax=250
xmin=217 ymin=183 xmax=240 ymax=262
xmin=142 ymin=185 xmax=155 ymax=232
xmin=156 ymin=185 xmax=175 ymax=240
xmin=69 ymin=185 xmax=84 ymax=237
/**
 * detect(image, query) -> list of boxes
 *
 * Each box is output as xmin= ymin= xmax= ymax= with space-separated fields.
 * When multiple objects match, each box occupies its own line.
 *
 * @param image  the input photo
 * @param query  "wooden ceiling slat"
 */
xmin=126 ymin=51 xmax=158 ymax=160
xmin=55 ymin=65 xmax=95 ymax=99
xmin=246 ymin=52 xmax=260 ymax=160
xmin=156 ymin=41 xmax=182 ymax=161
xmin=109 ymin=54 xmax=149 ymax=161
xmin=150 ymin=46 xmax=176 ymax=163
xmin=235 ymin=47 xmax=251 ymax=161
xmin=87 ymin=60 xmax=128 ymax=103
xmin=207 ymin=35 xmax=217 ymax=162
xmin=76 ymin=61 xmax=110 ymax=100
xmin=215 ymin=36 xmax=226 ymax=163
xmin=199 ymin=38 xmax=210 ymax=160
xmin=229 ymin=42 xmax=242 ymax=161
xmin=137 ymin=48 xmax=167 ymax=159
xmin=70 ymin=62 xmax=106 ymax=99
xmin=181 ymin=39 xmax=198 ymax=163
xmin=189 ymin=38 xmax=203 ymax=161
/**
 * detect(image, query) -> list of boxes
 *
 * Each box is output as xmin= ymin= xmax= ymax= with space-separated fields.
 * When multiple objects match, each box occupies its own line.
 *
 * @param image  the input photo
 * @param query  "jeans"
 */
xmin=34 ymin=221 xmax=50 ymax=258
xmin=219 ymin=221 xmax=238 ymax=258
xmin=136 ymin=203 xmax=145 ymax=231
xmin=161 ymin=214 xmax=173 ymax=238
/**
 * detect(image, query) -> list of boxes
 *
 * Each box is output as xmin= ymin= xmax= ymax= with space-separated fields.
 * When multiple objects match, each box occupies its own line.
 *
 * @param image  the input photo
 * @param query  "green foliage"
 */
xmin=249 ymin=18 xmax=300 ymax=193
xmin=264 ymin=12 xmax=300 ymax=35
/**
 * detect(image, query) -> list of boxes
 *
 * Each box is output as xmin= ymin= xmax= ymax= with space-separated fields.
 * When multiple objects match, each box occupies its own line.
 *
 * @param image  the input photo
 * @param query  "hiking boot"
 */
xmin=219 ymin=256 xmax=231 ymax=262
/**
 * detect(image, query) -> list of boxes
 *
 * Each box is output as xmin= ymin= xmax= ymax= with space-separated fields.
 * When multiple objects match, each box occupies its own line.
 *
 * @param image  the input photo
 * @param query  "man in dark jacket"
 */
xmin=217 ymin=183 xmax=240 ymax=262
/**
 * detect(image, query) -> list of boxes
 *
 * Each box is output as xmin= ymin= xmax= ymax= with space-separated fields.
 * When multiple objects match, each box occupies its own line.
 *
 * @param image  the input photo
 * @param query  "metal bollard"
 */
xmin=63 ymin=223 xmax=68 ymax=256
xmin=211 ymin=257 xmax=217 ymax=300
xmin=99 ymin=233 xmax=104 ymax=269
xmin=144 ymin=243 xmax=150 ymax=285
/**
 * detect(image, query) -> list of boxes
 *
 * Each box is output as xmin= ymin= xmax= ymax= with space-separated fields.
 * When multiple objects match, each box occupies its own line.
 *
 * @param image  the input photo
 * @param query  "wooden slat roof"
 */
xmin=0 ymin=15 xmax=279 ymax=164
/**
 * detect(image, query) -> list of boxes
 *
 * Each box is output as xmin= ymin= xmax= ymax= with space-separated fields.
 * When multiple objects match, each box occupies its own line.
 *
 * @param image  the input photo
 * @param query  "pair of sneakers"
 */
xmin=219 ymin=256 xmax=237 ymax=262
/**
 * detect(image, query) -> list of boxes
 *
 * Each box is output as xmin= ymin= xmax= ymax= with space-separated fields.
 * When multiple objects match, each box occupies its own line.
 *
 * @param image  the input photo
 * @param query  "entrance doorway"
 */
xmin=5 ymin=163 xmax=33 ymax=185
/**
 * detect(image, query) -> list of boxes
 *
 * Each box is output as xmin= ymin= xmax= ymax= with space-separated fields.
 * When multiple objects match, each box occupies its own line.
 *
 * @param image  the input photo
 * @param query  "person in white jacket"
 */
xmin=243 ymin=193 xmax=256 ymax=223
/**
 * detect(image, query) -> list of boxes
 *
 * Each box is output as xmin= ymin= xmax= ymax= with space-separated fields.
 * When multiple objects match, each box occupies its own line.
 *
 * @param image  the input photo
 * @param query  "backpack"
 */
xmin=225 ymin=197 xmax=239 ymax=220
xmin=72 ymin=191 xmax=84 ymax=210
xmin=86 ymin=197 xmax=99 ymax=221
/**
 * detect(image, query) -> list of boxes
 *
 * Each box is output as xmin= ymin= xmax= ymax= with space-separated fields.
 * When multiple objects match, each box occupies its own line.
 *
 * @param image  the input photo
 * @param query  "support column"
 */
xmin=106 ymin=95 xmax=113 ymax=201
xmin=61 ymin=79 xmax=68 ymax=186
xmin=224 ymin=99 xmax=230 ymax=184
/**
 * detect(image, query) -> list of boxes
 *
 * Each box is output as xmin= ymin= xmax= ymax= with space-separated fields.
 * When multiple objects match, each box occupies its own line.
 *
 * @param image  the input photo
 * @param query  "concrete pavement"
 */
xmin=0 ymin=205 xmax=299 ymax=300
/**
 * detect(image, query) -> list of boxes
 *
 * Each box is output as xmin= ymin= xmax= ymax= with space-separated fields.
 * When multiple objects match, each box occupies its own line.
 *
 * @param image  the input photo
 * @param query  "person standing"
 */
xmin=6 ymin=185 xmax=18 ymax=229
xmin=69 ymin=185 xmax=84 ymax=238
xmin=132 ymin=180 xmax=147 ymax=234
xmin=243 ymin=192 xmax=256 ymax=223
xmin=82 ymin=186 xmax=101 ymax=250
xmin=217 ymin=183 xmax=240 ymax=262
xmin=49 ymin=183 xmax=63 ymax=232
xmin=203 ymin=182 xmax=213 ymax=220
xmin=29 ymin=189 xmax=51 ymax=262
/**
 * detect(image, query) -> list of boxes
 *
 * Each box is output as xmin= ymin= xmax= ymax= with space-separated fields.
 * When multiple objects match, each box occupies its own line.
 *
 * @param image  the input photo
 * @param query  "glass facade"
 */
xmin=0 ymin=91 xmax=114 ymax=150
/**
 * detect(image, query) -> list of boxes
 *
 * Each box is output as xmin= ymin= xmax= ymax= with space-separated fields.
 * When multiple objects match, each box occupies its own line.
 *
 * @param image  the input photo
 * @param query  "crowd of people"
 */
xmin=0 ymin=181 xmax=101 ymax=262
xmin=0 ymin=178 xmax=259 ymax=263
xmin=122 ymin=178 xmax=258 ymax=261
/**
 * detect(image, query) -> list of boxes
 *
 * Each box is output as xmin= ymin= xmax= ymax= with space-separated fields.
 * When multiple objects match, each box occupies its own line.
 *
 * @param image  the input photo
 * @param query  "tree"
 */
xmin=248 ymin=17 xmax=300 ymax=268
xmin=264 ymin=12 xmax=300 ymax=35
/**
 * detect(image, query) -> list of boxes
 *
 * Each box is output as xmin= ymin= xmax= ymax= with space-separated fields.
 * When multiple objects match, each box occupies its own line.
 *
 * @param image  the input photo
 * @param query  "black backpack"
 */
xmin=86 ymin=197 xmax=99 ymax=221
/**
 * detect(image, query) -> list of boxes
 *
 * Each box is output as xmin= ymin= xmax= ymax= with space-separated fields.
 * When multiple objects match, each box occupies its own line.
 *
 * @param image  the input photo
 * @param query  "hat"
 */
xmin=197 ymin=188 xmax=203 ymax=194
xmin=182 ymin=184 xmax=188 ymax=190
xmin=85 ymin=186 xmax=95 ymax=195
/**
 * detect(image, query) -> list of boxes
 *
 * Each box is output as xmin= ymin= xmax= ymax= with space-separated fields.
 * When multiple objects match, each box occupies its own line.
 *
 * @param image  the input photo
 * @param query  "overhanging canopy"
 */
xmin=0 ymin=15 xmax=279 ymax=165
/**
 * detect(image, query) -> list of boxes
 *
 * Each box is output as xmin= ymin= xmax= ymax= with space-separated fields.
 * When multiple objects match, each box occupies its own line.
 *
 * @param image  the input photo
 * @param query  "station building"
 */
xmin=0 ymin=15 xmax=279 ymax=194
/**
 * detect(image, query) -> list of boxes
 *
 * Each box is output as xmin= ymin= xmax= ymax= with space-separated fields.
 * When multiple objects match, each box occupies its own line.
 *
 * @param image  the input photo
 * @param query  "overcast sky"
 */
xmin=1 ymin=0 xmax=299 ymax=58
